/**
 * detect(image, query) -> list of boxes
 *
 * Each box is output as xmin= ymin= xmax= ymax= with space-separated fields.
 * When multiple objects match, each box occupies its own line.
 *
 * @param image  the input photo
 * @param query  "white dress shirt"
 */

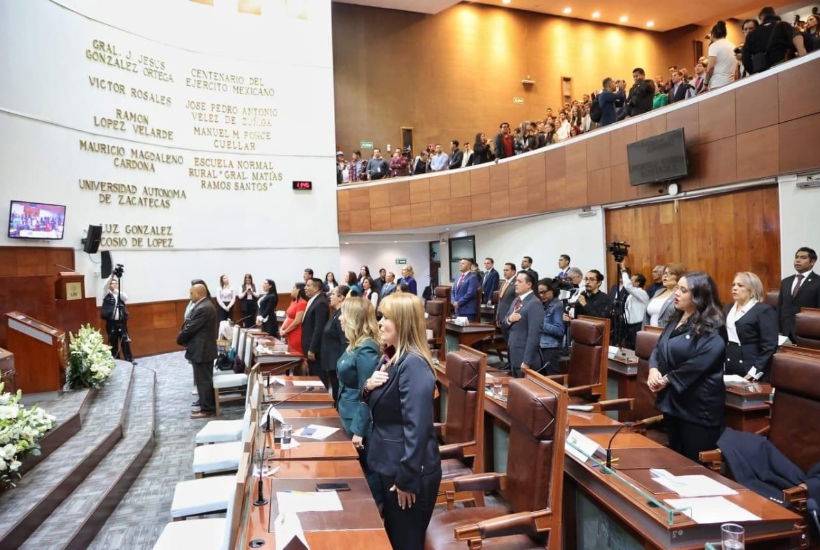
xmin=621 ymin=272 xmax=649 ymax=324
xmin=726 ymin=299 xmax=757 ymax=344
xmin=792 ymin=271 xmax=815 ymax=294
xmin=103 ymin=275 xmax=128 ymax=320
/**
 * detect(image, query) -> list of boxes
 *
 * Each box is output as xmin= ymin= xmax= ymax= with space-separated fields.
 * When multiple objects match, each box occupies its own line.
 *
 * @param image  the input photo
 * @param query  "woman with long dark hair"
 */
xmin=280 ymin=283 xmax=308 ymax=355
xmin=361 ymin=276 xmax=379 ymax=307
xmin=324 ymin=272 xmax=338 ymax=293
xmin=471 ymin=133 xmax=491 ymax=165
xmin=256 ymin=278 xmax=279 ymax=337
xmin=647 ymin=272 xmax=726 ymax=461
xmin=357 ymin=265 xmax=371 ymax=291
xmin=240 ymin=274 xmax=259 ymax=328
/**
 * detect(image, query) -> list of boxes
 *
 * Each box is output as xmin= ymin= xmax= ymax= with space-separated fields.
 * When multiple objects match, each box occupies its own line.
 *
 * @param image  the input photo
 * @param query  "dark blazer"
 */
xmin=598 ymin=88 xmax=625 ymax=127
xmin=778 ymin=271 xmax=820 ymax=341
xmin=650 ymin=322 xmax=726 ymax=427
xmin=337 ymin=339 xmax=380 ymax=437
xmin=379 ymin=281 xmax=397 ymax=301
xmin=320 ymin=309 xmax=347 ymax=374
xmin=448 ymin=149 xmax=463 ymax=170
xmin=575 ymin=290 xmax=613 ymax=319
xmin=493 ymin=133 xmax=511 ymax=159
xmin=503 ymin=292 xmax=544 ymax=376
xmin=366 ymin=352 xmax=441 ymax=494
xmin=721 ymin=302 xmax=778 ymax=378
xmin=481 ymin=268 xmax=500 ymax=305
xmin=524 ymin=268 xmax=539 ymax=283
xmin=496 ymin=279 xmax=517 ymax=336
xmin=176 ymin=299 xmax=218 ymax=363
xmin=301 ymin=293 xmax=329 ymax=358
xmin=667 ymin=82 xmax=691 ymax=104
xmin=451 ymin=271 xmax=480 ymax=318
xmin=472 ymin=142 xmax=492 ymax=165
xmin=626 ymin=79 xmax=655 ymax=116
xmin=258 ymin=291 xmax=279 ymax=335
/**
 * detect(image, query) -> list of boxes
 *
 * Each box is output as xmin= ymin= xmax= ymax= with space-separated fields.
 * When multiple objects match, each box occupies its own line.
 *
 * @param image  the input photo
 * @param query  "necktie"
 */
xmin=500 ymin=279 xmax=510 ymax=298
xmin=793 ymin=274 xmax=804 ymax=299
xmin=457 ymin=274 xmax=465 ymax=289
xmin=514 ymin=298 xmax=523 ymax=312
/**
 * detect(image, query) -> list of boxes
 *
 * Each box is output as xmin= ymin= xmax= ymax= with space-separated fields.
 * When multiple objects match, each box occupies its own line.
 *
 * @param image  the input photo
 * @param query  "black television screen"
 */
xmin=8 ymin=201 xmax=66 ymax=240
xmin=627 ymin=128 xmax=688 ymax=186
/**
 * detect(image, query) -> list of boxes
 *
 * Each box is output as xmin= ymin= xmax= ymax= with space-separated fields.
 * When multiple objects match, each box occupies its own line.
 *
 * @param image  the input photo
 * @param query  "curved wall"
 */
xmin=0 ymin=0 xmax=338 ymax=302
xmin=337 ymin=54 xmax=820 ymax=234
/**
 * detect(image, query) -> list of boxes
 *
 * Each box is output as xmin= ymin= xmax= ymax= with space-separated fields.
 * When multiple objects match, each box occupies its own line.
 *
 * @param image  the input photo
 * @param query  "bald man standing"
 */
xmin=177 ymin=283 xmax=218 ymax=418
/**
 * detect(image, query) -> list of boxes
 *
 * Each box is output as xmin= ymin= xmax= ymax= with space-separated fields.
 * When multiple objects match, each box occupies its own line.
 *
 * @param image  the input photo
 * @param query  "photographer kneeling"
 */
xmin=101 ymin=268 xmax=135 ymax=364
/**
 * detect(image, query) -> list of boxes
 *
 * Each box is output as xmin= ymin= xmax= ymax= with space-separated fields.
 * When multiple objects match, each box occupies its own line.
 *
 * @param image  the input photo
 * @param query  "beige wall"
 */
xmin=332 ymin=3 xmax=734 ymax=156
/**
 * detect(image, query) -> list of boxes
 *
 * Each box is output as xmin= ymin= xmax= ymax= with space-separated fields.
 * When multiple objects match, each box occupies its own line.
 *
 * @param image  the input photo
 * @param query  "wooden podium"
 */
xmin=4 ymin=312 xmax=67 ymax=393
xmin=55 ymin=272 xmax=85 ymax=301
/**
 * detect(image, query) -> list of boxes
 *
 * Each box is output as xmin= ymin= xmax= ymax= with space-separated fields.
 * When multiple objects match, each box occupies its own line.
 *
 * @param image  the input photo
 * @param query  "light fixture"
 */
xmin=563 ymin=7 xmax=571 ymax=14
xmin=619 ymin=15 xmax=628 ymax=22
xmin=502 ymin=0 xmax=511 ymax=4
xmin=344 ymin=241 xmax=349 ymax=245
xmin=646 ymin=20 xmax=655 ymax=27
xmin=592 ymin=11 xmax=600 ymax=18
xmin=394 ymin=240 xmax=398 ymax=243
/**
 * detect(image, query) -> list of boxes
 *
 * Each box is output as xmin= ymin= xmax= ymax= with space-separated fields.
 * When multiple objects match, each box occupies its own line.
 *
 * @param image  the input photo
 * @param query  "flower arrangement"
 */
xmin=67 ymin=324 xmax=116 ymax=390
xmin=0 ymin=382 xmax=57 ymax=488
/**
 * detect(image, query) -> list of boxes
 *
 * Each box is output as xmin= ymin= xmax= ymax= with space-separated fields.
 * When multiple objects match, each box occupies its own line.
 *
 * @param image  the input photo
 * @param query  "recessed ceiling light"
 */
xmin=344 ymin=241 xmax=349 ymax=245
xmin=646 ymin=20 xmax=655 ymax=27
xmin=502 ymin=0 xmax=511 ymax=4
xmin=592 ymin=11 xmax=600 ymax=18
xmin=619 ymin=15 xmax=628 ymax=22
xmin=563 ymin=7 xmax=572 ymax=14
xmin=394 ymin=240 xmax=398 ymax=243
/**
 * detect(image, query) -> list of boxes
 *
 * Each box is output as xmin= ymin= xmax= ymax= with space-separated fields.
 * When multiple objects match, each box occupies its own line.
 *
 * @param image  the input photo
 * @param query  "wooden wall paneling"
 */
xmin=609 ymin=124 xmax=637 ymax=166
xmin=0 ymin=275 xmax=57 ymax=348
xmin=388 ymin=181 xmax=410 ymax=207
xmin=526 ymin=154 xmax=547 ymax=215
xmin=736 ymin=126 xmax=779 ymax=182
xmin=429 ymin=174 xmax=451 ymax=202
xmin=694 ymin=136 xmax=738 ymax=190
xmin=370 ymin=207 xmax=391 ymax=231
xmin=586 ymin=133 xmax=611 ymax=172
xmin=698 ymin=92 xmax=736 ymax=144
xmin=409 ymin=178 xmax=431 ymax=204
xmin=508 ymin=185 xmax=529 ymax=217
xmin=545 ymin=147 xmax=567 ymax=210
xmin=635 ymin=114 xmax=667 ymax=142
xmin=390 ymin=205 xmax=412 ymax=229
xmin=0 ymin=248 xmax=17 ymax=276
xmin=564 ymin=142 xmax=588 ymax=208
xmin=431 ymin=199 xmax=452 ymax=226
xmin=411 ymin=203 xmax=433 ymax=227
xmin=609 ymin=163 xmax=639 ymax=203
xmin=778 ymin=112 xmax=820 ymax=174
xmin=348 ymin=209 xmax=372 ymax=232
xmin=588 ymin=167 xmax=612 ymax=205
xmin=491 ymin=162 xmax=511 ymax=192
xmin=470 ymin=168 xmax=490 ymax=195
xmin=735 ymin=77 xmax=779 ymax=135
xmin=489 ymin=190 xmax=510 ymax=219
xmin=348 ymin=187 xmax=370 ymax=211
xmin=778 ymin=60 xmax=820 ymax=123
xmin=451 ymin=197 xmax=472 ymax=224
xmin=665 ymin=103 xmax=700 ymax=147
xmin=369 ymin=185 xmax=390 ymax=209
xmin=449 ymin=171 xmax=471 ymax=198
xmin=471 ymin=194 xmax=491 ymax=221
xmin=337 ymin=189 xmax=351 ymax=213
xmin=338 ymin=211 xmax=352 ymax=233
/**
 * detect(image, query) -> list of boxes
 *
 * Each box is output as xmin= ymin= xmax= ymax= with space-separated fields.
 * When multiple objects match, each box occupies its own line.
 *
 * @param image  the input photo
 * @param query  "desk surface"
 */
xmin=261 ymin=376 xmax=335 ymax=407
xmin=266 ymin=416 xmax=358 ymax=461
xmin=445 ymin=321 xmax=496 ymax=334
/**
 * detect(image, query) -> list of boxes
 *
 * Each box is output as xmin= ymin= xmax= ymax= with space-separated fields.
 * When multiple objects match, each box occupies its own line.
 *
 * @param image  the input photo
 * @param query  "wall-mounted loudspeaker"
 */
xmin=101 ymin=250 xmax=112 ymax=278
xmin=83 ymin=224 xmax=102 ymax=253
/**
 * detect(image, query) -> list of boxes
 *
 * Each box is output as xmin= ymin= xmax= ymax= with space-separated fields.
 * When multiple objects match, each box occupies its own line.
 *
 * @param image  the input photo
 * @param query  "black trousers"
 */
xmin=626 ymin=322 xmax=642 ymax=351
xmin=538 ymin=347 xmax=561 ymax=375
xmin=664 ymin=414 xmax=721 ymax=462
xmin=262 ymin=317 xmax=279 ymax=337
xmin=106 ymin=319 xmax=133 ymax=362
xmin=379 ymin=469 xmax=442 ymax=550
xmin=192 ymin=361 xmax=216 ymax=413
xmin=217 ymin=302 xmax=233 ymax=323
xmin=319 ymin=369 xmax=339 ymax=403
xmin=241 ymin=307 xmax=257 ymax=328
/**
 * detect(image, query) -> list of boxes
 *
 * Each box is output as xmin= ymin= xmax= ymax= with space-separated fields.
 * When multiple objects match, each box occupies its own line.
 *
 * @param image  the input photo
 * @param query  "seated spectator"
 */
xmin=705 ymin=21 xmax=737 ymax=90
xmin=743 ymin=7 xmax=806 ymax=75
xmin=569 ymin=126 xmax=581 ymax=138
xmin=598 ymin=77 xmax=625 ymax=127
xmin=581 ymin=104 xmax=594 ymax=133
xmin=389 ymin=150 xmax=409 ymax=178
xmin=367 ymin=148 xmax=389 ymax=180
xmin=569 ymin=106 xmax=583 ymax=128
xmin=544 ymin=123 xmax=556 ymax=145
xmin=536 ymin=121 xmax=548 ymax=148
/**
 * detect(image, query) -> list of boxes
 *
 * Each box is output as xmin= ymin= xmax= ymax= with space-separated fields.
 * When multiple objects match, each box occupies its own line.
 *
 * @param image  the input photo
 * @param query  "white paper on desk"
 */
xmin=568 ymin=405 xmax=594 ymax=412
xmin=292 ymin=381 xmax=326 ymax=388
xmin=274 ymin=512 xmax=310 ymax=550
xmin=293 ymin=424 xmax=340 ymax=440
xmin=723 ymin=374 xmax=747 ymax=384
xmin=272 ymin=376 xmax=287 ymax=386
xmin=259 ymin=405 xmax=285 ymax=425
xmin=565 ymin=429 xmax=606 ymax=462
xmin=276 ymin=490 xmax=343 ymax=513
xmin=664 ymin=496 xmax=760 ymax=524
xmin=777 ymin=334 xmax=791 ymax=346
xmin=280 ymin=439 xmax=301 ymax=450
xmin=652 ymin=474 xmax=738 ymax=498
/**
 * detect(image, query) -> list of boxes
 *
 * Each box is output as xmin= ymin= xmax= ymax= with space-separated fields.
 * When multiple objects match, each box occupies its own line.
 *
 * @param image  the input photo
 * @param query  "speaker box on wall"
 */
xmin=101 ymin=250 xmax=112 ymax=278
xmin=83 ymin=224 xmax=102 ymax=253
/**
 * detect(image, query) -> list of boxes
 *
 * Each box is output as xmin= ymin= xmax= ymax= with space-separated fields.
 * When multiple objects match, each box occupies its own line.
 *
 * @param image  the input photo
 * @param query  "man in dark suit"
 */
xmin=503 ymin=271 xmax=544 ymax=378
xmin=778 ymin=247 xmax=820 ymax=342
xmin=668 ymin=70 xmax=692 ymax=104
xmin=493 ymin=122 xmax=514 ymax=160
xmin=379 ymin=271 xmax=397 ymax=303
xmin=451 ymin=258 xmax=480 ymax=321
xmin=496 ymin=262 xmax=518 ymax=344
xmin=177 ymin=283 xmax=218 ymax=418
xmin=557 ymin=254 xmax=571 ymax=279
xmin=626 ymin=67 xmax=655 ymax=117
xmin=301 ymin=278 xmax=329 ymax=376
xmin=521 ymin=255 xmax=538 ymax=283
xmin=481 ymin=257 xmax=500 ymax=305
xmin=448 ymin=140 xmax=463 ymax=170
xmin=597 ymin=77 xmax=625 ymax=127
xmin=373 ymin=268 xmax=386 ymax=295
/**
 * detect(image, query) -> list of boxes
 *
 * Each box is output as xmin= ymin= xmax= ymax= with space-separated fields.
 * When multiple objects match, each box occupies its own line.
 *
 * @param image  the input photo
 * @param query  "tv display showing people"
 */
xmin=8 ymin=201 xmax=66 ymax=240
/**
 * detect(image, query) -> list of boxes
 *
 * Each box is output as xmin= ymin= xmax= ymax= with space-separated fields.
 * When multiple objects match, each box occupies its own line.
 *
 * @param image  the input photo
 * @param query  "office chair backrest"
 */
xmin=567 ymin=318 xmax=606 ymax=391
xmin=443 ymin=347 xmax=486 ymax=445
xmin=794 ymin=308 xmax=820 ymax=350
xmin=634 ymin=328 xmax=663 ymax=420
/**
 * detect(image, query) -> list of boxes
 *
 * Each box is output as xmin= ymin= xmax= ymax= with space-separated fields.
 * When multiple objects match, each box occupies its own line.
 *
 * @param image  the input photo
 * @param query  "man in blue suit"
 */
xmin=482 ymin=257 xmax=500 ymax=305
xmin=598 ymin=77 xmax=625 ymax=128
xmin=451 ymin=258 xmax=480 ymax=321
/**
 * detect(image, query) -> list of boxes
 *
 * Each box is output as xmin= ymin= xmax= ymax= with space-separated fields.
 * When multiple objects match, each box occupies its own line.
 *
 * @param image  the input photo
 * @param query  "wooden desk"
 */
xmin=5 ymin=311 xmax=66 ymax=393
xmin=252 ymin=335 xmax=303 ymax=374
xmin=724 ymin=381 xmax=773 ymax=434
xmin=0 ymin=347 xmax=16 ymax=394
xmin=261 ymin=376 xmax=334 ymax=408
xmin=444 ymin=321 xmax=496 ymax=353
xmin=238 ymin=461 xmax=391 ymax=550
xmin=608 ymin=357 xmax=638 ymax=422
xmin=265 ymin=417 xmax=359 ymax=461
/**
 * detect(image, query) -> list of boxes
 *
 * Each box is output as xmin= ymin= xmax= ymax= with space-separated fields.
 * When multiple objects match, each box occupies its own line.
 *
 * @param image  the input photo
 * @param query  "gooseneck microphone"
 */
xmin=262 ymin=387 xmax=317 ymax=433
xmin=253 ymin=430 xmax=269 ymax=506
xmin=808 ymin=498 xmax=820 ymax=536
xmin=605 ymin=422 xmax=634 ymax=471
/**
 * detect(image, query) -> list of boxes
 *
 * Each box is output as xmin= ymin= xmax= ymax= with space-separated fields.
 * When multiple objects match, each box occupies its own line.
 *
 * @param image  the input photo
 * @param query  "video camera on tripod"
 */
xmin=607 ymin=242 xmax=630 ymax=348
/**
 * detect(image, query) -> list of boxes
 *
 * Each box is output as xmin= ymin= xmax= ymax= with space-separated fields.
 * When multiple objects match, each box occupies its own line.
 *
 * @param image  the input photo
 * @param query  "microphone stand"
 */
xmin=604 ymin=422 xmax=634 ymax=472
xmin=808 ymin=498 xmax=820 ymax=536
xmin=253 ymin=431 xmax=269 ymax=506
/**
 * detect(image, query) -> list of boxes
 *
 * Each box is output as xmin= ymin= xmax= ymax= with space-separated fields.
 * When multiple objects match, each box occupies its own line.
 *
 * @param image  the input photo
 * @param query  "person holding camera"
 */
xmin=102 ymin=270 xmax=134 ymax=364
xmin=575 ymin=270 xmax=613 ymax=319
xmin=617 ymin=258 xmax=650 ymax=350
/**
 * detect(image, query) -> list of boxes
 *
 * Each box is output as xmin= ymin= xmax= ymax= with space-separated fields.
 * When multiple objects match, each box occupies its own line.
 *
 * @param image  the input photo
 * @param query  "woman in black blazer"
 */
xmin=364 ymin=293 xmax=441 ymax=550
xmin=648 ymin=272 xmax=726 ymax=461
xmin=256 ymin=278 xmax=279 ymax=337
xmin=319 ymin=285 xmax=349 ymax=401
xmin=722 ymin=272 xmax=778 ymax=381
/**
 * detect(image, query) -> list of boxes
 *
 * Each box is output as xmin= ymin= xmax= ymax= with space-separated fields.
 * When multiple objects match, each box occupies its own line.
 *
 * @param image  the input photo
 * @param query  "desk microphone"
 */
xmin=253 ymin=429 xmax=269 ymax=506
xmin=605 ymin=422 xmax=634 ymax=471
xmin=262 ymin=387 xmax=317 ymax=433
xmin=235 ymin=314 xmax=254 ymax=326
xmin=808 ymin=498 xmax=820 ymax=536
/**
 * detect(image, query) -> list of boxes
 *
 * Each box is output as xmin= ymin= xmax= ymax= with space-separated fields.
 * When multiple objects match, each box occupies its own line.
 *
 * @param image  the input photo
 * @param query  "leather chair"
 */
xmin=794 ymin=307 xmax=820 ymax=350
xmin=766 ymin=290 xmax=779 ymax=312
xmin=701 ymin=346 xmax=820 ymax=513
xmin=435 ymin=346 xmax=487 ymax=506
xmin=633 ymin=327 xmax=666 ymax=444
xmin=547 ymin=317 xmax=632 ymax=412
xmin=480 ymin=290 xmax=508 ymax=365
xmin=427 ymin=298 xmax=447 ymax=350
xmin=426 ymin=376 xmax=568 ymax=550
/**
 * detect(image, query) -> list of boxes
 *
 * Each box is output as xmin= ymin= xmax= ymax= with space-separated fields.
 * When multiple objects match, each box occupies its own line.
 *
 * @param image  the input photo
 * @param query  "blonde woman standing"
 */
xmin=398 ymin=265 xmax=417 ymax=295
xmin=364 ymin=293 xmax=440 ymax=550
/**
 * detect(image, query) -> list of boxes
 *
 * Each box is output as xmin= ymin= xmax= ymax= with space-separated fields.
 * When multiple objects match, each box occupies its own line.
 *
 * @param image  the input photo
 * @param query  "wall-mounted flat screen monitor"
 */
xmin=627 ymin=128 xmax=688 ymax=186
xmin=8 ymin=200 xmax=66 ymax=240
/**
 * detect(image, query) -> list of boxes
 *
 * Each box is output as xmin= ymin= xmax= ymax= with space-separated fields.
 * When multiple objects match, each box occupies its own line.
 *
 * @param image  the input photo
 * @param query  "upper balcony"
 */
xmin=337 ymin=53 xmax=820 ymax=234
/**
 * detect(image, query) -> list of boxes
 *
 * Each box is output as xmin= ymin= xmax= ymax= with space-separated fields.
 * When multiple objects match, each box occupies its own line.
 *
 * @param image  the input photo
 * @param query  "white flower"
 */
xmin=0 ymin=458 xmax=6 ymax=471
xmin=0 ymin=405 xmax=19 ymax=420
xmin=9 ymin=460 xmax=21 ymax=471
xmin=0 ymin=443 xmax=16 ymax=460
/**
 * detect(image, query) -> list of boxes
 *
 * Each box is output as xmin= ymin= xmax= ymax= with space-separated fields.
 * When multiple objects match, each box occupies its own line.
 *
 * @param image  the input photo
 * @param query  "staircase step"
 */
xmin=0 ymin=361 xmax=134 ymax=549
xmin=20 ymin=365 xmax=156 ymax=550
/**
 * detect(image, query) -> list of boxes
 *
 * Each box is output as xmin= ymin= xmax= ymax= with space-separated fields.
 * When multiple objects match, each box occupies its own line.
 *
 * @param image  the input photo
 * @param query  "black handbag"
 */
xmin=215 ymin=352 xmax=233 ymax=371
xmin=751 ymin=22 xmax=779 ymax=73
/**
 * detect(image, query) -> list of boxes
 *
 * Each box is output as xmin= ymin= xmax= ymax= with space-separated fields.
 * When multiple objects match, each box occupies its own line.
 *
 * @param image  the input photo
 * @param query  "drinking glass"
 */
xmin=493 ymin=378 xmax=503 ymax=395
xmin=721 ymin=523 xmax=744 ymax=549
xmin=281 ymin=423 xmax=293 ymax=445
